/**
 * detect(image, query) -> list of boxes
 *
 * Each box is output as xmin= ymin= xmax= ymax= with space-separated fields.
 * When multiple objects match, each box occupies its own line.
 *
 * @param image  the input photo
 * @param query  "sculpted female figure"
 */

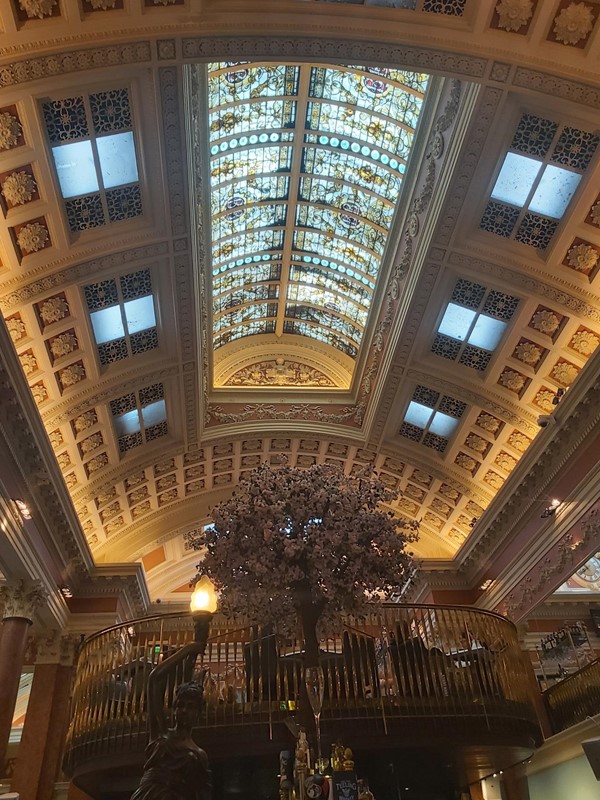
xmin=131 ymin=642 xmax=212 ymax=800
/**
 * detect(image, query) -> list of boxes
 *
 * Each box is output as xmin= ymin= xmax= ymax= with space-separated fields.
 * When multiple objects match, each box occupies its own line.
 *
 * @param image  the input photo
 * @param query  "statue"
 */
xmin=131 ymin=642 xmax=212 ymax=800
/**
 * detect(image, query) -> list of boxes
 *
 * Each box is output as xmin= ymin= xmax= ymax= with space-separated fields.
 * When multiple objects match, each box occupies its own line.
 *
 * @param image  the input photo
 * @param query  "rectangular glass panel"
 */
xmin=52 ymin=141 xmax=99 ymax=198
xmin=97 ymin=131 xmax=138 ymax=189
xmin=404 ymin=401 xmax=434 ymax=429
xmin=438 ymin=303 xmax=476 ymax=341
xmin=141 ymin=399 xmax=166 ymax=428
xmin=429 ymin=411 xmax=459 ymax=437
xmin=124 ymin=295 xmax=156 ymax=335
xmin=468 ymin=315 xmax=506 ymax=351
xmin=90 ymin=305 xmax=125 ymax=344
xmin=114 ymin=409 xmax=140 ymax=436
xmin=529 ymin=165 xmax=582 ymax=219
xmin=491 ymin=152 xmax=542 ymax=207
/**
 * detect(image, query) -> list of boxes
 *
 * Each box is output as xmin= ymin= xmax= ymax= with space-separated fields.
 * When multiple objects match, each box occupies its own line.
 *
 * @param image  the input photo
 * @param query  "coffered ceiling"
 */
xmin=0 ymin=0 xmax=599 ymax=605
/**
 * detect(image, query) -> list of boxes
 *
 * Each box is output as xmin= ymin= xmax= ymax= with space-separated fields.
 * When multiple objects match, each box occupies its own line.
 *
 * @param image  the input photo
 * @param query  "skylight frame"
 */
xmin=399 ymin=385 xmax=467 ymax=453
xmin=203 ymin=61 xmax=430 ymax=362
xmin=110 ymin=384 xmax=168 ymax=454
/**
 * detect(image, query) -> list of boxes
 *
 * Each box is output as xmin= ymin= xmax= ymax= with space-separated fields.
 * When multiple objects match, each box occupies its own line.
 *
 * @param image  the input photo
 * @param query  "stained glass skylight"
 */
xmin=202 ymin=62 xmax=429 ymax=363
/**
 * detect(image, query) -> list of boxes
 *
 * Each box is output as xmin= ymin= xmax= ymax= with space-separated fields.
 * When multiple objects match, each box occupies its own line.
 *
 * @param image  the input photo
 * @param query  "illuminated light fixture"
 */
xmin=480 ymin=579 xmax=494 ymax=591
xmin=190 ymin=573 xmax=218 ymax=652
xmin=15 ymin=499 xmax=32 ymax=520
xmin=541 ymin=498 xmax=561 ymax=518
xmin=59 ymin=585 xmax=73 ymax=599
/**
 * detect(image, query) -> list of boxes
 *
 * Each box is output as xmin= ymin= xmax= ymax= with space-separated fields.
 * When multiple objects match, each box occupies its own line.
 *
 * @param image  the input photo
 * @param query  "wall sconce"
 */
xmin=190 ymin=574 xmax=218 ymax=653
xmin=541 ymin=498 xmax=561 ymax=518
xmin=14 ymin=499 xmax=32 ymax=519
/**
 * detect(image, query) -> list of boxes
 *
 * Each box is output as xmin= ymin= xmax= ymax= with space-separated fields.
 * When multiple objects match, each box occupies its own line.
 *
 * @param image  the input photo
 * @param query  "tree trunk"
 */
xmin=291 ymin=583 xmax=325 ymax=740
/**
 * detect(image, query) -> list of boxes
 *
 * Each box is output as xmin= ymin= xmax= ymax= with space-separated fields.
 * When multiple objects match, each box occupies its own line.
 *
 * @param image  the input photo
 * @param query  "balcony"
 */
xmin=64 ymin=604 xmax=542 ymax=799
xmin=544 ymin=658 xmax=600 ymax=734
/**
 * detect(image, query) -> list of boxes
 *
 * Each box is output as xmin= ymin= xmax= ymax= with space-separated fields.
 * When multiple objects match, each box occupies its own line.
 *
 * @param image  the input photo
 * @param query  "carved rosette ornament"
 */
xmin=551 ymin=361 xmax=579 ymax=386
xmin=570 ymin=329 xmax=599 ymax=356
xmin=19 ymin=0 xmax=57 ymax=18
xmin=566 ymin=243 xmax=599 ymax=271
xmin=534 ymin=389 xmax=556 ymax=412
xmin=49 ymin=331 xmax=78 ymax=359
xmin=553 ymin=2 xmax=595 ymax=45
xmin=1 ymin=171 xmax=36 ymax=206
xmin=495 ymin=0 xmax=533 ymax=31
xmin=508 ymin=431 xmax=530 ymax=452
xmin=58 ymin=363 xmax=86 ymax=388
xmin=0 ymin=111 xmax=21 ymax=150
xmin=39 ymin=295 xmax=69 ymax=325
xmin=16 ymin=221 xmax=49 ymax=254
xmin=6 ymin=316 xmax=27 ymax=342
xmin=0 ymin=579 xmax=47 ymax=622
xmin=499 ymin=369 xmax=526 ymax=392
xmin=531 ymin=309 xmax=560 ymax=335
xmin=514 ymin=341 xmax=542 ymax=365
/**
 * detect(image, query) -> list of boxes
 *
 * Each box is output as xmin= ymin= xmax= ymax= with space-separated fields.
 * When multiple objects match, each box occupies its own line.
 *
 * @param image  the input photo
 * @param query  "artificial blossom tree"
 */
xmin=202 ymin=462 xmax=418 ymax=667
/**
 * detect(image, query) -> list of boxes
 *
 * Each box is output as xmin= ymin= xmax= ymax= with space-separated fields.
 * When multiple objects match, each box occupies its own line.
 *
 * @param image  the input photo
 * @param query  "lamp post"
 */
xmin=190 ymin=574 xmax=218 ymax=655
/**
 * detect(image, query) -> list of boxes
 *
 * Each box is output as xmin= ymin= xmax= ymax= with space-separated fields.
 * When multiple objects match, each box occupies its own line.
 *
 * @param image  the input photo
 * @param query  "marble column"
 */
xmin=11 ymin=631 xmax=79 ymax=800
xmin=0 ymin=580 xmax=46 ymax=772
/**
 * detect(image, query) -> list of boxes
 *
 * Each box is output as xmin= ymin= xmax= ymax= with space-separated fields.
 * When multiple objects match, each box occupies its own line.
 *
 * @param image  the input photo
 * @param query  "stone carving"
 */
xmin=530 ymin=309 xmax=560 ymax=335
xmin=6 ymin=315 xmax=26 ymax=342
xmin=553 ymin=2 xmax=595 ymax=45
xmin=1 ymin=170 xmax=36 ymax=205
xmin=465 ymin=434 xmax=489 ymax=454
xmin=49 ymin=331 xmax=78 ymax=359
xmin=476 ymin=413 xmax=501 ymax=434
xmin=31 ymin=382 xmax=48 ymax=404
xmin=570 ymin=328 xmax=599 ymax=356
xmin=224 ymin=359 xmax=336 ymax=388
xmin=551 ymin=361 xmax=579 ymax=386
xmin=80 ymin=433 xmax=103 ymax=454
xmin=514 ymin=341 xmax=542 ymax=365
xmin=534 ymin=389 xmax=556 ymax=412
xmin=0 ymin=579 xmax=47 ymax=621
xmin=591 ymin=201 xmax=600 ymax=226
xmin=56 ymin=452 xmax=71 ymax=470
xmin=209 ymin=403 xmax=363 ymax=426
xmin=495 ymin=452 xmax=517 ymax=472
xmin=88 ymin=0 xmax=117 ymax=8
xmin=17 ymin=221 xmax=49 ymax=254
xmin=86 ymin=453 xmax=109 ymax=474
xmin=18 ymin=0 xmax=56 ymax=18
xmin=38 ymin=295 xmax=69 ymax=326
xmin=455 ymin=453 xmax=477 ymax=473
xmin=18 ymin=351 xmax=38 ymax=376
xmin=484 ymin=471 xmax=504 ymax=490
xmin=495 ymin=0 xmax=533 ymax=31
xmin=0 ymin=111 xmax=21 ymax=149
xmin=58 ymin=363 xmax=86 ymax=388
xmin=507 ymin=431 xmax=531 ymax=452
xmin=498 ymin=369 xmax=525 ymax=392
xmin=566 ymin=242 xmax=598 ymax=271
xmin=48 ymin=429 xmax=64 ymax=448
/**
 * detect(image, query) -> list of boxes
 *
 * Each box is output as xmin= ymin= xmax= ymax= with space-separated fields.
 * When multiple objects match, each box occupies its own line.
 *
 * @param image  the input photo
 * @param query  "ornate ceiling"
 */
xmin=0 ymin=0 xmax=599 ymax=607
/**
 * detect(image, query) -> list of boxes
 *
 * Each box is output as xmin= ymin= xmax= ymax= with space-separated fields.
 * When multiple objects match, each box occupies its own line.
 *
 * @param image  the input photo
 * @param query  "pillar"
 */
xmin=11 ymin=631 xmax=78 ymax=800
xmin=0 ymin=580 xmax=46 ymax=773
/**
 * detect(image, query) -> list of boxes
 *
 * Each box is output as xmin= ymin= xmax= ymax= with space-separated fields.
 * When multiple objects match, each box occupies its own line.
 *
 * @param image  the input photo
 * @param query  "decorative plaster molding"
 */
xmin=0 ymin=579 xmax=47 ymax=622
xmin=513 ymin=68 xmax=600 ymax=110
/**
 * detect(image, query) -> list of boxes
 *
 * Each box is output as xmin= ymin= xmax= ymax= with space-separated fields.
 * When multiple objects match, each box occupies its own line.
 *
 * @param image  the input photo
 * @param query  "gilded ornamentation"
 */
xmin=31 ymin=382 xmax=48 ymax=404
xmin=508 ymin=431 xmax=531 ymax=452
xmin=17 ymin=221 xmax=49 ymax=254
xmin=224 ymin=359 xmax=336 ymax=388
xmin=64 ymin=473 xmax=77 ymax=489
xmin=495 ymin=0 xmax=533 ymax=32
xmin=430 ymin=499 xmax=451 ymax=517
xmin=439 ymin=484 xmax=460 ymax=502
xmin=56 ymin=452 xmax=71 ymax=470
xmin=105 ymin=516 xmax=124 ymax=535
xmin=423 ymin=513 xmax=443 ymax=530
xmin=465 ymin=433 xmax=488 ymax=454
xmin=495 ymin=452 xmax=517 ymax=472
xmin=570 ymin=329 xmax=599 ymax=356
xmin=455 ymin=453 xmax=477 ymax=473
xmin=2 ymin=171 xmax=36 ymax=205
xmin=48 ymin=429 xmax=64 ymax=448
xmin=553 ymin=2 xmax=595 ymax=45
xmin=551 ymin=361 xmax=579 ymax=386
xmin=0 ymin=111 xmax=21 ymax=150
xmin=49 ymin=331 xmax=78 ymax=359
xmin=514 ymin=341 xmax=542 ymax=365
xmin=6 ymin=315 xmax=26 ymax=342
xmin=448 ymin=528 xmax=466 ymax=544
xmin=476 ymin=413 xmax=501 ymax=433
xmin=73 ymin=410 xmax=98 ymax=433
xmin=58 ymin=363 xmax=86 ymax=388
xmin=566 ymin=243 xmax=599 ymax=271
xmin=591 ymin=201 xmax=600 ymax=226
xmin=499 ymin=369 xmax=526 ymax=392
xmin=39 ymin=295 xmax=68 ymax=326
xmin=534 ymin=389 xmax=556 ymax=412
xmin=18 ymin=0 xmax=57 ymax=18
xmin=531 ymin=309 xmax=560 ymax=335
xmin=484 ymin=471 xmax=504 ymax=490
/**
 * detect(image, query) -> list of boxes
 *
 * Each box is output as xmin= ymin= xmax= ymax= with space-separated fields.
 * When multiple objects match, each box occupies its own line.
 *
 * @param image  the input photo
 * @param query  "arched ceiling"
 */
xmin=0 ymin=0 xmax=599 ymax=603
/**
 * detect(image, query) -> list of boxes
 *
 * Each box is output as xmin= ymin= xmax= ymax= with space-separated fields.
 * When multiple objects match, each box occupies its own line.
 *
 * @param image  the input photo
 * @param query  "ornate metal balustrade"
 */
xmin=544 ymin=658 xmax=600 ymax=733
xmin=64 ymin=604 xmax=541 ymax=777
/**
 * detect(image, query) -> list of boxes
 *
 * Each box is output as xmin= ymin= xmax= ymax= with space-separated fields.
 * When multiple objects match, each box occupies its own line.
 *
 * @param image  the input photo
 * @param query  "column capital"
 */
xmin=33 ymin=630 xmax=81 ymax=665
xmin=0 ymin=579 xmax=47 ymax=623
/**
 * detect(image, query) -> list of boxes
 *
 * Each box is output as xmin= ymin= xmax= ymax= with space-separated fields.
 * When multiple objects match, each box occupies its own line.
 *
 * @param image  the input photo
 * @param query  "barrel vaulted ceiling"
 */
xmin=0 ymin=0 xmax=600 ymax=603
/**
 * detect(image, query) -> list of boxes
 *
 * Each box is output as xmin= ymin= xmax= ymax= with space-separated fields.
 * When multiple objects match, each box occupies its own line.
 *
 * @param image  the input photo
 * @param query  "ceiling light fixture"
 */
xmin=541 ymin=498 xmax=561 ymax=518
xmin=14 ymin=499 xmax=32 ymax=520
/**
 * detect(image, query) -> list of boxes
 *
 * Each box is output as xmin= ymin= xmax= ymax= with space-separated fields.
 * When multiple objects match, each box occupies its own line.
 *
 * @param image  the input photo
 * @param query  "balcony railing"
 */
xmin=544 ymin=658 xmax=600 ymax=733
xmin=64 ymin=604 xmax=541 ymax=776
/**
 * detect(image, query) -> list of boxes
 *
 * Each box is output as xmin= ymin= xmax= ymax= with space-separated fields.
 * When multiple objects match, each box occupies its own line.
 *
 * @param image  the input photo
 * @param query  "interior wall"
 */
xmin=528 ymin=755 xmax=598 ymax=800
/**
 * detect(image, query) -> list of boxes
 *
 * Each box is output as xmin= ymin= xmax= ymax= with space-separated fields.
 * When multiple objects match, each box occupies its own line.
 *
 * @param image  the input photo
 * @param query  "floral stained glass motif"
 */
xmin=204 ymin=62 xmax=429 ymax=355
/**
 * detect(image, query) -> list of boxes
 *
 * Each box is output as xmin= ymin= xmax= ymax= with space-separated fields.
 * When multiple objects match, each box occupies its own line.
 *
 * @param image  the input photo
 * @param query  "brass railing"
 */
xmin=544 ymin=658 xmax=600 ymax=733
xmin=64 ymin=604 xmax=540 ymax=773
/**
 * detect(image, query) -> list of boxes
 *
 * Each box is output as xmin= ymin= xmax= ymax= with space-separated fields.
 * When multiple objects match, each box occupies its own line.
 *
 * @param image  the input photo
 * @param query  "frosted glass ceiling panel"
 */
xmin=52 ymin=141 xmax=99 ymax=199
xmin=438 ymin=303 xmax=476 ymax=341
xmin=97 ymin=132 xmax=138 ymax=189
xmin=491 ymin=152 xmax=541 ymax=207
xmin=404 ymin=401 xmax=434 ymax=429
xmin=124 ymin=295 xmax=155 ymax=335
xmin=204 ymin=62 xmax=430 ymax=359
xmin=429 ymin=412 xmax=459 ymax=437
xmin=529 ymin=165 xmax=582 ymax=219
xmin=114 ymin=409 xmax=140 ymax=437
xmin=468 ymin=315 xmax=506 ymax=351
xmin=90 ymin=305 xmax=124 ymax=344
xmin=141 ymin=400 xmax=166 ymax=428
